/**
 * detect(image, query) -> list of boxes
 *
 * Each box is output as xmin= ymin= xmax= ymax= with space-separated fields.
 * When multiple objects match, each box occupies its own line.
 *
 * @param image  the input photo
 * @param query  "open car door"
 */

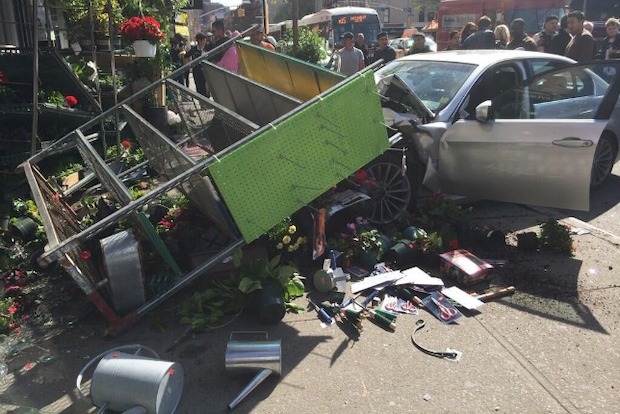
xmin=438 ymin=61 xmax=620 ymax=211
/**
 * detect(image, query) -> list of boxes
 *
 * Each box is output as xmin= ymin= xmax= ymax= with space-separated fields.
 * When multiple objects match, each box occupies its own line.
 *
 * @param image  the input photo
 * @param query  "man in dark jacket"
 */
xmin=407 ymin=33 xmax=432 ymax=55
xmin=507 ymin=18 xmax=537 ymax=51
xmin=372 ymin=32 xmax=396 ymax=63
xmin=549 ymin=15 xmax=572 ymax=56
xmin=461 ymin=15 xmax=496 ymax=49
xmin=354 ymin=33 xmax=370 ymax=65
xmin=565 ymin=10 xmax=596 ymax=62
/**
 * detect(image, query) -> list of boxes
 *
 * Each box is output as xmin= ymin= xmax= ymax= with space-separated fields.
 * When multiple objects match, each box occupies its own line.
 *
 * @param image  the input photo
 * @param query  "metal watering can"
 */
xmin=77 ymin=344 xmax=184 ymax=414
xmin=225 ymin=331 xmax=282 ymax=410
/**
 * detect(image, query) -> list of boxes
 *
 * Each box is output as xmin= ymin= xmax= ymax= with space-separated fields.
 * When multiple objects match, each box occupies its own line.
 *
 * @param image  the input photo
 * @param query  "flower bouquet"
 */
xmin=119 ymin=16 xmax=164 ymax=57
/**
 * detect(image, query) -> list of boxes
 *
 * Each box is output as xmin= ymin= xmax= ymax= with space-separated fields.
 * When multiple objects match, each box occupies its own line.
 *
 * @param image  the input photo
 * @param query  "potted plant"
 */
xmin=119 ymin=16 xmax=165 ymax=58
xmin=237 ymin=253 xmax=305 ymax=324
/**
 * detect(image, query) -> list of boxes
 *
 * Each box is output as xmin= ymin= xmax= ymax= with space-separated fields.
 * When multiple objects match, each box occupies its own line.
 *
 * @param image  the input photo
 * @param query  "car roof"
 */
xmin=396 ymin=49 xmax=575 ymax=67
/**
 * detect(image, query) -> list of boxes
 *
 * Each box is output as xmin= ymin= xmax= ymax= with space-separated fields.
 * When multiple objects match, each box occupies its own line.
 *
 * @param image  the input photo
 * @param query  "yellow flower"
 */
xmin=276 ymin=243 xmax=283 ymax=250
xmin=282 ymin=235 xmax=291 ymax=244
xmin=300 ymin=237 xmax=307 ymax=244
xmin=288 ymin=244 xmax=296 ymax=252
xmin=288 ymin=225 xmax=297 ymax=234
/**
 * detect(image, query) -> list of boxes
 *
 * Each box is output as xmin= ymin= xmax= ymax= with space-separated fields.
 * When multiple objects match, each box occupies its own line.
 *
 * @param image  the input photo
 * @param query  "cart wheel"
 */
xmin=366 ymin=159 xmax=412 ymax=224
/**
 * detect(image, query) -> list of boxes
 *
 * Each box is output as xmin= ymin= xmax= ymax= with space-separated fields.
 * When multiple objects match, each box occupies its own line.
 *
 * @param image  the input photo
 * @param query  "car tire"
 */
xmin=591 ymin=134 xmax=617 ymax=188
xmin=365 ymin=151 xmax=414 ymax=224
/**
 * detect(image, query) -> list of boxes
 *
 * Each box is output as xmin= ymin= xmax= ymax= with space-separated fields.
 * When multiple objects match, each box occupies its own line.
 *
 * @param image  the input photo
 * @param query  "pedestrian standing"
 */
xmin=250 ymin=26 xmax=275 ymax=51
xmin=337 ymin=32 xmax=365 ymax=76
xmin=549 ymin=15 xmax=571 ymax=56
xmin=506 ymin=18 xmax=537 ymax=51
xmin=494 ymin=24 xmax=510 ymax=49
xmin=372 ymin=32 xmax=396 ymax=63
xmin=407 ymin=32 xmax=432 ymax=54
xmin=461 ymin=16 xmax=496 ymax=49
xmin=532 ymin=15 xmax=559 ymax=53
xmin=597 ymin=18 xmax=620 ymax=59
xmin=565 ymin=10 xmax=596 ymax=62
xmin=354 ymin=33 xmax=370 ymax=66
xmin=459 ymin=22 xmax=478 ymax=48
xmin=444 ymin=31 xmax=461 ymax=50
xmin=185 ymin=32 xmax=208 ymax=96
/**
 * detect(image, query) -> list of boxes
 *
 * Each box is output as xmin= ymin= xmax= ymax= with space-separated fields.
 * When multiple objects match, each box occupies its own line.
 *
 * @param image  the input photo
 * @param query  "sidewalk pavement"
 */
xmin=0 ymin=201 xmax=618 ymax=413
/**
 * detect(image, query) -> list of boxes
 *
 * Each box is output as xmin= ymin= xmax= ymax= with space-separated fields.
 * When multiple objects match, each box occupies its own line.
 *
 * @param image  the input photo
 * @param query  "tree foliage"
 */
xmin=279 ymin=26 xmax=326 ymax=64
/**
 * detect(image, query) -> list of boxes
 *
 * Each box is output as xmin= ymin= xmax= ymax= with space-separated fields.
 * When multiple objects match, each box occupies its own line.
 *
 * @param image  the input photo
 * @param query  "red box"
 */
xmin=439 ymin=249 xmax=493 ymax=286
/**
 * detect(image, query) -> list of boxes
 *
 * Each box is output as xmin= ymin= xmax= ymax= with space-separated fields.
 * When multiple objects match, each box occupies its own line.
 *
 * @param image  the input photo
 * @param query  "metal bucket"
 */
xmin=225 ymin=332 xmax=281 ymax=410
xmin=77 ymin=345 xmax=183 ymax=414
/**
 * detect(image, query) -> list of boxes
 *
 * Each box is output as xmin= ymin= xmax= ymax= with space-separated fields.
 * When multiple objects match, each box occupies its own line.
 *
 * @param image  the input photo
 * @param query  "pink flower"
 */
xmin=8 ymin=304 xmax=17 ymax=314
xmin=80 ymin=250 xmax=92 ymax=260
xmin=160 ymin=218 xmax=172 ymax=228
xmin=52 ymin=193 xmax=60 ymax=201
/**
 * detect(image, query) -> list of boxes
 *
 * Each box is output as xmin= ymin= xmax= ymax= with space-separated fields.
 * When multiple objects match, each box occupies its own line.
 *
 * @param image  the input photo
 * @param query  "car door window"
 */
xmin=529 ymin=59 xmax=570 ymax=76
xmin=462 ymin=64 xmax=520 ymax=119
xmin=493 ymin=64 xmax=611 ymax=120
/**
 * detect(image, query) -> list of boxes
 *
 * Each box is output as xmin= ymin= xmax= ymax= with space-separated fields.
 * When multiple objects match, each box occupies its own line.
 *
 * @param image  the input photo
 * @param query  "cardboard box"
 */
xmin=439 ymin=249 xmax=493 ymax=286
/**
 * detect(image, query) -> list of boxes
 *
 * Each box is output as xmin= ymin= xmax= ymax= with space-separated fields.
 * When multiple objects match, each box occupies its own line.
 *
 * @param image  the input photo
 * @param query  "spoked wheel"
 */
xmin=366 ymin=161 xmax=412 ymax=224
xmin=591 ymin=136 xmax=617 ymax=188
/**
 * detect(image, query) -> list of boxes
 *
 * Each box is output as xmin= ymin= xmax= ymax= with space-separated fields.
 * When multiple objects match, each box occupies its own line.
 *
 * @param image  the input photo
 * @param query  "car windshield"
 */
xmin=375 ymin=60 xmax=477 ymax=113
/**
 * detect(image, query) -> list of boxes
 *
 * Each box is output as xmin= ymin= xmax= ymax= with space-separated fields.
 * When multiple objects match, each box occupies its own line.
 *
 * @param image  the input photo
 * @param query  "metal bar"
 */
xmin=136 ymin=238 xmax=244 ymax=316
xmin=21 ymin=161 xmax=61 ymax=248
xmin=30 ymin=0 xmax=39 ymax=156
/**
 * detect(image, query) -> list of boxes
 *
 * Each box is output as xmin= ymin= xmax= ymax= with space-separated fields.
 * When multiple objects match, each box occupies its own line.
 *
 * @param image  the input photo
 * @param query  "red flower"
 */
xmin=14 ymin=269 xmax=25 ymax=277
xmin=65 ymin=95 xmax=78 ymax=108
xmin=119 ymin=16 xmax=165 ymax=42
xmin=160 ymin=218 xmax=172 ymax=228
xmin=0 ymin=70 xmax=8 ymax=83
xmin=448 ymin=239 xmax=459 ymax=249
xmin=13 ymin=327 xmax=21 ymax=334
xmin=80 ymin=250 xmax=92 ymax=260
xmin=6 ymin=285 xmax=20 ymax=292
xmin=353 ymin=169 xmax=368 ymax=184
xmin=121 ymin=140 xmax=131 ymax=148
xmin=8 ymin=304 xmax=17 ymax=314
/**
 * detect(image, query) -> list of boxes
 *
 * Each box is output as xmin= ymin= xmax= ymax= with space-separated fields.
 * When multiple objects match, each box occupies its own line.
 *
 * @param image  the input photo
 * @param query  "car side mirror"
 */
xmin=475 ymin=100 xmax=493 ymax=122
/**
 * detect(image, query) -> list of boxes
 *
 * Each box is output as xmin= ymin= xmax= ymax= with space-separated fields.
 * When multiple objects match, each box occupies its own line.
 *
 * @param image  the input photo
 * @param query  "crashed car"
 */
xmin=374 ymin=50 xmax=620 ymax=215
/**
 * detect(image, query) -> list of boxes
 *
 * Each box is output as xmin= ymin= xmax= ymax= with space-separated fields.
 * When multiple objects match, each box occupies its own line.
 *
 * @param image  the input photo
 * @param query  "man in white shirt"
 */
xmin=338 ymin=32 xmax=365 ymax=76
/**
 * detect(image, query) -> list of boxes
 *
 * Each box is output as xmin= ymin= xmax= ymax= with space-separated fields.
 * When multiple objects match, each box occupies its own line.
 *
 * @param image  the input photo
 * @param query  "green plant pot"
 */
xmin=254 ymin=282 xmax=286 ymax=324
xmin=357 ymin=250 xmax=380 ymax=270
xmin=10 ymin=217 xmax=38 ymax=241
xmin=403 ymin=226 xmax=426 ymax=241
xmin=383 ymin=240 xmax=420 ymax=267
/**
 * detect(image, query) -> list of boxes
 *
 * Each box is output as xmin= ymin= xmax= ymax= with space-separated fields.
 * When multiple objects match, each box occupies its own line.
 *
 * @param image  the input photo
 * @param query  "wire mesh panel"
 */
xmin=208 ymin=71 xmax=389 ymax=242
xmin=237 ymin=41 xmax=345 ymax=102
xmin=201 ymin=61 xmax=302 ymax=127
xmin=122 ymin=105 xmax=235 ymax=236
xmin=165 ymin=79 xmax=259 ymax=153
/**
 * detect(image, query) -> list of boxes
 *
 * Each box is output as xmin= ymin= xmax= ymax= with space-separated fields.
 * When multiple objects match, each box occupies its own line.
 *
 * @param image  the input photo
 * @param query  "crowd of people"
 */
xmin=168 ymin=19 xmax=277 ymax=96
xmin=336 ymin=9 xmax=620 ymax=76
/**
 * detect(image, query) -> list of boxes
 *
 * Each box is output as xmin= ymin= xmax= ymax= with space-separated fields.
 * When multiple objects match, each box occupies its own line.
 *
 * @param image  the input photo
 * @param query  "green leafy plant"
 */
xmin=279 ymin=26 xmax=327 ymax=64
xmin=38 ymin=90 xmax=65 ymax=107
xmin=0 ymin=85 xmax=17 ymax=104
xmin=0 ymin=297 xmax=18 ymax=335
xmin=412 ymin=192 xmax=470 ymax=249
xmin=237 ymin=254 xmax=305 ymax=312
xmin=105 ymin=139 xmax=145 ymax=168
xmin=539 ymin=219 xmax=573 ymax=255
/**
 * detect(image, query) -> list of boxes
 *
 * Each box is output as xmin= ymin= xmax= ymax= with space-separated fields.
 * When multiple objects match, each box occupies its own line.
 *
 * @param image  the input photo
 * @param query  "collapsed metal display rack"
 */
xmin=21 ymin=39 xmax=391 ymax=334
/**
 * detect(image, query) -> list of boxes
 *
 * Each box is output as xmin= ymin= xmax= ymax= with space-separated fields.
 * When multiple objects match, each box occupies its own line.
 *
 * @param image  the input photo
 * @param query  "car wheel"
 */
xmin=591 ymin=135 xmax=617 ymax=188
xmin=365 ymin=158 xmax=412 ymax=224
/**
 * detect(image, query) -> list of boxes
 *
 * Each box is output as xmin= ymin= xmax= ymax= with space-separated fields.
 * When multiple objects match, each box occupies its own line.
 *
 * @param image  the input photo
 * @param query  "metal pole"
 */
xmin=30 ymin=0 xmax=40 ymax=156
xmin=292 ymin=0 xmax=299 ymax=50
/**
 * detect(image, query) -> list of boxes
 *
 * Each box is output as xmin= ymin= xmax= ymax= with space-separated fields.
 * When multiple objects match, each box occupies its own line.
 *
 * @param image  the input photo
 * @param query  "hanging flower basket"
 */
xmin=119 ymin=16 xmax=164 ymax=57
xmin=132 ymin=40 xmax=157 ymax=57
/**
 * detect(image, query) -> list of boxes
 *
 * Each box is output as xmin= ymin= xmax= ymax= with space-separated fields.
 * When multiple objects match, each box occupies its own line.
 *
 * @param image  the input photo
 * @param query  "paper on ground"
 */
xmin=350 ymin=271 xmax=403 ymax=293
xmin=398 ymin=267 xmax=444 ymax=286
xmin=441 ymin=286 xmax=484 ymax=310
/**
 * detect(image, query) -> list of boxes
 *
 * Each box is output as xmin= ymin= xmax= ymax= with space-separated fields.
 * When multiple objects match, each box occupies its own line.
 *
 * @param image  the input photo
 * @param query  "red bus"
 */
xmin=436 ymin=0 xmax=568 ymax=50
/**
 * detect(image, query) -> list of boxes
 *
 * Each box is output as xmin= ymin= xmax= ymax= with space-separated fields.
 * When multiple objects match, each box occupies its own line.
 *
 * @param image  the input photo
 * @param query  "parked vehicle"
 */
xmin=372 ymin=50 xmax=620 ymax=217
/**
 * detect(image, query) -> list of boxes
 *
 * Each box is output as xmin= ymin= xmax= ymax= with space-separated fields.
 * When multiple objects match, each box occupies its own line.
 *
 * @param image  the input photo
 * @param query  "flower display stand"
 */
xmin=132 ymin=40 xmax=156 ymax=58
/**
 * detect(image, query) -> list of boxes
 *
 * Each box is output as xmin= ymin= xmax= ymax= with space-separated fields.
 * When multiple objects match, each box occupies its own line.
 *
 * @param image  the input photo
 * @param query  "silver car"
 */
xmin=370 ymin=50 xmax=620 ymax=221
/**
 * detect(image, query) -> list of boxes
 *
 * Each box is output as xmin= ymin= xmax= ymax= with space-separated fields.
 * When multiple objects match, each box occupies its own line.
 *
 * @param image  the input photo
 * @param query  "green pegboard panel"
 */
xmin=209 ymin=71 xmax=388 ymax=242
